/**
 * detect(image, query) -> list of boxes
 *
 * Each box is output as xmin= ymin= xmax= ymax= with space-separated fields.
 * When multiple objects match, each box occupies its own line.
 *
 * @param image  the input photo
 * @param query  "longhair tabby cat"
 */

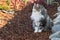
xmin=30 ymin=3 xmax=53 ymax=33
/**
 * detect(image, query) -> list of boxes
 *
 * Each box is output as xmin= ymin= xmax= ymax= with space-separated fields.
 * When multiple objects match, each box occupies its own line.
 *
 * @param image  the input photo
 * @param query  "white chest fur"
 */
xmin=30 ymin=12 xmax=44 ymax=22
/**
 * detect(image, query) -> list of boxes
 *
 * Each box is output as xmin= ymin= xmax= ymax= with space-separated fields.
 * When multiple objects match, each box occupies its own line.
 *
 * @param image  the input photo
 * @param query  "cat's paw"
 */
xmin=34 ymin=29 xmax=42 ymax=33
xmin=38 ymin=30 xmax=42 ymax=32
xmin=34 ymin=30 xmax=38 ymax=33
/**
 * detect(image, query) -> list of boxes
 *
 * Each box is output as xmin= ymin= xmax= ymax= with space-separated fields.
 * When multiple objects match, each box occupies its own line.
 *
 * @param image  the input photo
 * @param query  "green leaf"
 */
xmin=0 ymin=5 xmax=10 ymax=10
xmin=23 ymin=0 xmax=28 ymax=3
xmin=6 ymin=0 xmax=11 ymax=5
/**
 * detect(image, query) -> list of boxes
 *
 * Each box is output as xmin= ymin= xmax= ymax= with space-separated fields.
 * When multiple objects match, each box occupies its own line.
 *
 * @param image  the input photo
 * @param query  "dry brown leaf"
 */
xmin=0 ymin=20 xmax=7 ymax=28
xmin=0 ymin=11 xmax=14 ymax=28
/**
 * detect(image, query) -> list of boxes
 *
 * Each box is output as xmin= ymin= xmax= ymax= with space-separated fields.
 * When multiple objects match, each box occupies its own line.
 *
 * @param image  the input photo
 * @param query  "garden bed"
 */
xmin=0 ymin=11 xmax=14 ymax=28
xmin=0 ymin=0 xmax=59 ymax=40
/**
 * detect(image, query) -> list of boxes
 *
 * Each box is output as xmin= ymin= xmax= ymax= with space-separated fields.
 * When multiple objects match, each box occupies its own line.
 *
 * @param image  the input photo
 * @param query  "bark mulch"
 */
xmin=0 ymin=1 xmax=59 ymax=40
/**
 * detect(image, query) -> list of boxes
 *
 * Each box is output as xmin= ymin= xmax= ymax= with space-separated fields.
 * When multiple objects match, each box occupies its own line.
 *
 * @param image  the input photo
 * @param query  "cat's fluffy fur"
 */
xmin=30 ymin=3 xmax=53 ymax=33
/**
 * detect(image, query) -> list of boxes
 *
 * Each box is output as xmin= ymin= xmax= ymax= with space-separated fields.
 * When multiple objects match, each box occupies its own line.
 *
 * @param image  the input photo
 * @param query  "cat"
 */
xmin=30 ymin=3 xmax=53 ymax=33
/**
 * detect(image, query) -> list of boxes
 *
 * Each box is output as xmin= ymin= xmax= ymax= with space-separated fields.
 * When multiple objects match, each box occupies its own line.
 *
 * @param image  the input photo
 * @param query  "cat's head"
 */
xmin=32 ymin=3 xmax=47 ymax=14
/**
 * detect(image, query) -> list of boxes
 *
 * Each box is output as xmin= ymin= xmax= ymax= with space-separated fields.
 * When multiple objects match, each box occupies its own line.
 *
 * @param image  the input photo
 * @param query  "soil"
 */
xmin=0 ymin=0 xmax=59 ymax=40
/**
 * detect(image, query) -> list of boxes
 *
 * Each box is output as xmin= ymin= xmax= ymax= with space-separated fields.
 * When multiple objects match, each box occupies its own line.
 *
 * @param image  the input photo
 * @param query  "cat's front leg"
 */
xmin=38 ymin=29 xmax=43 ymax=32
xmin=38 ymin=26 xmax=44 ymax=32
xmin=33 ymin=21 xmax=39 ymax=33
xmin=34 ymin=27 xmax=39 ymax=33
xmin=33 ymin=21 xmax=42 ymax=32
xmin=34 ymin=27 xmax=43 ymax=32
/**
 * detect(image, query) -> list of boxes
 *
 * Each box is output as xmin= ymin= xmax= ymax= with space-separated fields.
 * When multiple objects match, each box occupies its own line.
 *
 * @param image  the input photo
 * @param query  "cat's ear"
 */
xmin=33 ymin=3 xmax=36 ymax=8
xmin=34 ymin=3 xmax=36 ymax=6
xmin=40 ymin=5 xmax=44 ymax=9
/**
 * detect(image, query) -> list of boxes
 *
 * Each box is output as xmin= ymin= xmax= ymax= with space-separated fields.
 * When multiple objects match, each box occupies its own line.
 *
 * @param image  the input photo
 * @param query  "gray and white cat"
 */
xmin=30 ymin=3 xmax=53 ymax=33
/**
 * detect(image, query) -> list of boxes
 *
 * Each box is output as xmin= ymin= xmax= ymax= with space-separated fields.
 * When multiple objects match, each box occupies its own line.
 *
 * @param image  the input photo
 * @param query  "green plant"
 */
xmin=23 ymin=0 xmax=28 ymax=3
xmin=0 ymin=5 xmax=10 ymax=10
xmin=6 ymin=0 xmax=11 ymax=5
xmin=0 ymin=0 xmax=11 ymax=10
